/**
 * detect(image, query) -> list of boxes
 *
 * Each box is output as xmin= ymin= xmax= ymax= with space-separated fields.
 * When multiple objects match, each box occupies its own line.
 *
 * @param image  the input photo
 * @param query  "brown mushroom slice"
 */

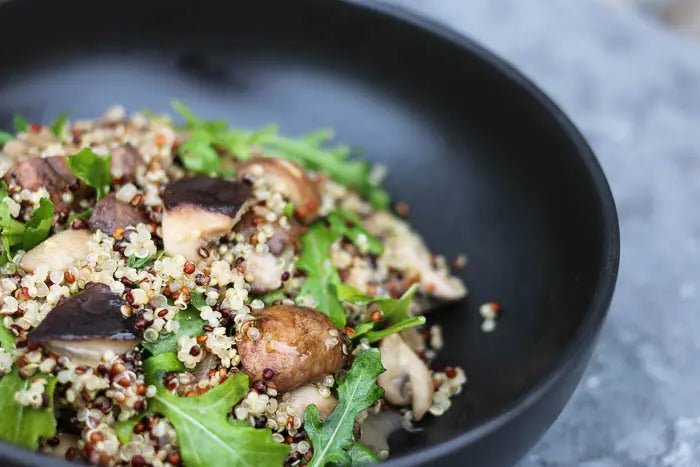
xmin=238 ymin=157 xmax=321 ymax=222
xmin=3 ymin=156 xmax=77 ymax=212
xmin=28 ymin=283 xmax=138 ymax=366
xmin=162 ymin=177 xmax=252 ymax=261
xmin=88 ymin=193 xmax=149 ymax=235
xmin=19 ymin=229 xmax=92 ymax=273
xmin=237 ymin=305 xmax=346 ymax=392
xmin=286 ymin=384 xmax=338 ymax=420
xmin=377 ymin=334 xmax=434 ymax=421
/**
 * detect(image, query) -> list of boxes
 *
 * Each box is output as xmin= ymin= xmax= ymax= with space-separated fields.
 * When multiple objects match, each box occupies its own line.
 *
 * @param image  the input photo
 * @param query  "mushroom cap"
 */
xmin=238 ymin=157 xmax=321 ymax=222
xmin=163 ymin=176 xmax=252 ymax=218
xmin=29 ymin=283 xmax=139 ymax=366
xmin=237 ymin=305 xmax=347 ymax=392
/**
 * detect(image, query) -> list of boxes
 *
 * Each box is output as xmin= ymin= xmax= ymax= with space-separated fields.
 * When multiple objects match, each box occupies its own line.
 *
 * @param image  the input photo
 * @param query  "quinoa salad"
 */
xmin=0 ymin=104 xmax=468 ymax=467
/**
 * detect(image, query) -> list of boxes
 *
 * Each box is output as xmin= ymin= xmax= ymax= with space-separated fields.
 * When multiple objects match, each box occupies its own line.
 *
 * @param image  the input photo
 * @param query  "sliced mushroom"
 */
xmin=3 ymin=156 xmax=78 ymax=212
xmin=19 ymin=229 xmax=92 ymax=273
xmin=377 ymin=334 xmax=434 ymax=421
xmin=286 ymin=384 xmax=338 ymax=420
xmin=162 ymin=176 xmax=252 ymax=261
xmin=359 ymin=411 xmax=404 ymax=459
xmin=238 ymin=157 xmax=321 ymax=222
xmin=365 ymin=212 xmax=466 ymax=302
xmin=110 ymin=143 xmax=143 ymax=181
xmin=28 ymin=283 xmax=139 ymax=366
xmin=237 ymin=305 xmax=347 ymax=392
xmin=88 ymin=193 xmax=149 ymax=235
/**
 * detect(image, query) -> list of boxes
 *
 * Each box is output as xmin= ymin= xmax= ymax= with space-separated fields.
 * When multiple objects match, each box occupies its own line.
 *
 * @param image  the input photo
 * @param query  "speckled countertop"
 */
xmin=382 ymin=0 xmax=700 ymax=465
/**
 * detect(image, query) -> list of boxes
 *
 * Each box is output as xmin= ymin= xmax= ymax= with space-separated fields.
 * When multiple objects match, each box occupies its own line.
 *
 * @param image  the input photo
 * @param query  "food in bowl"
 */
xmin=0 ymin=104 xmax=467 ymax=466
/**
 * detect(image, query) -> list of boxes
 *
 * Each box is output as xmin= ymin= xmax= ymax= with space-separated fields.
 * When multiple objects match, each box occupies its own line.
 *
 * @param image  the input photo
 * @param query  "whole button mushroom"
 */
xmin=161 ymin=176 xmax=252 ymax=261
xmin=237 ymin=305 xmax=347 ymax=392
xmin=28 ymin=283 xmax=139 ymax=366
xmin=238 ymin=157 xmax=321 ymax=222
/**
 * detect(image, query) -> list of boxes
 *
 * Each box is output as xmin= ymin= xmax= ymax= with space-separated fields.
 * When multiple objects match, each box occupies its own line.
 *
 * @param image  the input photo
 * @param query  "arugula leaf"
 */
xmin=297 ymin=222 xmax=346 ymax=328
xmin=127 ymin=250 xmax=163 ymax=270
xmin=12 ymin=116 xmax=28 ymax=133
xmin=142 ymin=307 xmax=205 ymax=356
xmin=22 ymin=198 xmax=54 ymax=251
xmin=66 ymin=208 xmax=92 ymax=225
xmin=115 ymin=415 xmax=144 ymax=444
xmin=328 ymin=210 xmax=383 ymax=255
xmin=171 ymin=102 xmax=390 ymax=207
xmin=304 ymin=349 xmax=385 ymax=467
xmin=144 ymin=352 xmax=184 ymax=381
xmin=145 ymin=354 xmax=289 ymax=467
xmin=0 ymin=184 xmax=26 ymax=261
xmin=0 ymin=131 xmax=12 ymax=148
xmin=190 ymin=291 xmax=207 ymax=311
xmin=256 ymin=289 xmax=286 ymax=306
xmin=348 ymin=443 xmax=380 ymax=465
xmin=0 ymin=324 xmax=57 ymax=449
xmin=50 ymin=113 xmax=69 ymax=139
xmin=362 ymin=316 xmax=425 ymax=344
xmin=67 ymin=148 xmax=112 ymax=199
xmin=337 ymin=283 xmax=419 ymax=323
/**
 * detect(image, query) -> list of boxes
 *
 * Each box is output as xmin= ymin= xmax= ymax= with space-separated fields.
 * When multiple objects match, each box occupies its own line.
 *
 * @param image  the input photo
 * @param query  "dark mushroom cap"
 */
xmin=30 ymin=283 xmax=137 ymax=342
xmin=88 ymin=194 xmax=149 ymax=235
xmin=163 ymin=176 xmax=252 ymax=218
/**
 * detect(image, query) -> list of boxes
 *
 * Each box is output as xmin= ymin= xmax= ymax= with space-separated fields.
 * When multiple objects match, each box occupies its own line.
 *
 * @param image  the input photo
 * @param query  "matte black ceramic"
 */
xmin=0 ymin=1 xmax=619 ymax=466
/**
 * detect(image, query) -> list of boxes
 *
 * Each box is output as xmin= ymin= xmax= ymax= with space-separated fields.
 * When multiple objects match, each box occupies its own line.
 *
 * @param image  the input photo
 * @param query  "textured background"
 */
xmin=380 ymin=1 xmax=700 ymax=465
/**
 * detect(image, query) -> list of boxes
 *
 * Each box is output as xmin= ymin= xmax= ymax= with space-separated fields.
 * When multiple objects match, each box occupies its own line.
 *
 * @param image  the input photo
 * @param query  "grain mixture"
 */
xmin=0 ymin=105 xmax=467 ymax=466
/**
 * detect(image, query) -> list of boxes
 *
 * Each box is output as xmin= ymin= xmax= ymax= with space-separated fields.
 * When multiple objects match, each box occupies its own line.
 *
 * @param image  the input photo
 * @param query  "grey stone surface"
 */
xmin=380 ymin=0 xmax=700 ymax=465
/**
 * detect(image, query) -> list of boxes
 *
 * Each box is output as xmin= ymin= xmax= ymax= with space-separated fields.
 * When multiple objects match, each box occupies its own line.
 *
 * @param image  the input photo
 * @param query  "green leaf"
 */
xmin=337 ymin=283 xmax=419 ymax=323
xmin=66 ymin=208 xmax=92 ymax=225
xmin=0 ymin=326 xmax=57 ymax=450
xmin=348 ymin=443 xmax=380 ymax=465
xmin=142 ymin=307 xmax=205 ymax=356
xmin=0 ymin=131 xmax=12 ymax=148
xmin=67 ymin=148 xmax=112 ymax=200
xmin=363 ymin=316 xmax=426 ymax=344
xmin=256 ymin=289 xmax=286 ymax=306
xmin=0 ymin=325 xmax=14 ymax=350
xmin=115 ymin=415 xmax=145 ymax=444
xmin=297 ymin=222 xmax=345 ymax=328
xmin=127 ymin=250 xmax=162 ymax=270
xmin=145 ymin=355 xmax=289 ymax=467
xmin=0 ymin=185 xmax=26 ymax=261
xmin=50 ymin=113 xmax=69 ymax=139
xmin=144 ymin=352 xmax=185 ymax=382
xmin=304 ymin=349 xmax=385 ymax=467
xmin=328 ymin=210 xmax=383 ymax=255
xmin=177 ymin=132 xmax=222 ymax=175
xmin=22 ymin=198 xmax=54 ymax=251
xmin=190 ymin=291 xmax=207 ymax=311
xmin=12 ymin=116 xmax=28 ymax=133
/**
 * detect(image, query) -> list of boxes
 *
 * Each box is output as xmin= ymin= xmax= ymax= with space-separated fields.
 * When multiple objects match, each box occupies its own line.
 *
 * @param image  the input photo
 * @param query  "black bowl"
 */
xmin=0 ymin=1 xmax=619 ymax=466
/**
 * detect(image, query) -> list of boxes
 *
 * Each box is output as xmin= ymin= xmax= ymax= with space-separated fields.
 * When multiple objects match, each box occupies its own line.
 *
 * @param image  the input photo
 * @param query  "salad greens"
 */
xmin=0 ymin=182 xmax=55 ymax=262
xmin=0 ymin=131 xmax=11 ymax=148
xmin=145 ymin=353 xmax=289 ymax=467
xmin=297 ymin=222 xmax=346 ymax=328
xmin=50 ymin=113 xmax=69 ymax=139
xmin=12 ymin=115 xmax=28 ymax=133
xmin=304 ymin=349 xmax=385 ymax=467
xmin=0 ymin=325 xmax=57 ymax=449
xmin=171 ymin=101 xmax=389 ymax=209
xmin=328 ymin=209 xmax=383 ymax=256
xmin=142 ymin=307 xmax=205 ymax=356
xmin=67 ymin=148 xmax=112 ymax=200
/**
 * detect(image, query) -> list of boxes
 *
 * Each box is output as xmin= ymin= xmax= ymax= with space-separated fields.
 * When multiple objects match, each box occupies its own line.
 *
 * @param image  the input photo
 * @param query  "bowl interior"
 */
xmin=0 ymin=0 xmax=614 ymax=462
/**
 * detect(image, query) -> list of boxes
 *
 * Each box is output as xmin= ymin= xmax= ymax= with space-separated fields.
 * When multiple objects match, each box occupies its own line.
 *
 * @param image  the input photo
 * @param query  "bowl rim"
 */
xmin=342 ymin=1 xmax=620 ymax=465
xmin=0 ymin=1 xmax=620 ymax=466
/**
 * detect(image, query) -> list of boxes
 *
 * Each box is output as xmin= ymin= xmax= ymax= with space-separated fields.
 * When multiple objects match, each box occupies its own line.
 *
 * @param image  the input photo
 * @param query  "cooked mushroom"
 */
xmin=237 ymin=305 xmax=347 ymax=392
xmin=88 ymin=193 xmax=149 ymax=235
xmin=238 ymin=157 xmax=321 ymax=222
xmin=19 ymin=229 xmax=92 ymax=273
xmin=3 ymin=156 xmax=78 ymax=212
xmin=365 ymin=212 xmax=466 ymax=302
xmin=110 ymin=144 xmax=142 ymax=181
xmin=28 ymin=283 xmax=139 ymax=366
xmin=286 ymin=384 xmax=338 ymax=420
xmin=161 ymin=176 xmax=252 ymax=261
xmin=377 ymin=334 xmax=434 ymax=421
